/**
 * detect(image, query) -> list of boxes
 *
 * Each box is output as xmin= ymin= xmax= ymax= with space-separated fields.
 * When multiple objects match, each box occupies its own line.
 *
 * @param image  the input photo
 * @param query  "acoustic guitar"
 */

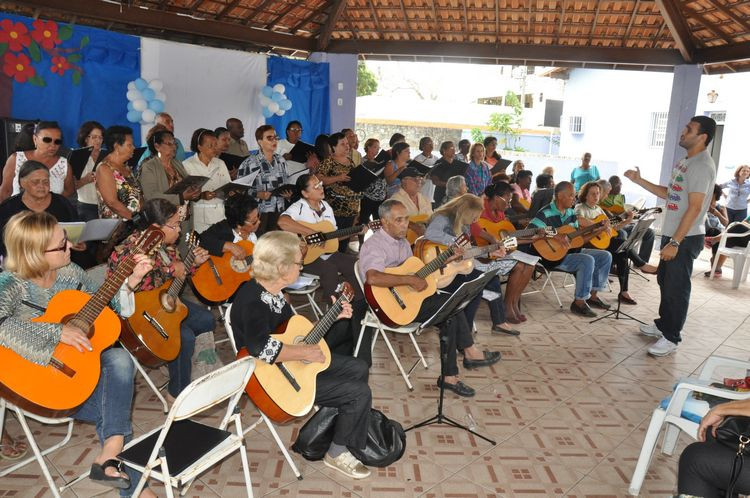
xmin=532 ymin=221 xmax=607 ymax=262
xmin=0 ymin=227 xmax=164 ymax=416
xmin=192 ymin=238 xmax=255 ymax=303
xmin=415 ymin=236 xmax=519 ymax=288
xmin=587 ymin=207 xmax=662 ymax=250
xmin=237 ymin=282 xmax=355 ymax=423
xmin=120 ymin=232 xmax=199 ymax=368
xmin=476 ymin=218 xmax=557 ymax=246
xmin=365 ymin=234 xmax=469 ymax=326
xmin=300 ymin=219 xmax=381 ymax=264
xmin=406 ymin=214 xmax=430 ymax=245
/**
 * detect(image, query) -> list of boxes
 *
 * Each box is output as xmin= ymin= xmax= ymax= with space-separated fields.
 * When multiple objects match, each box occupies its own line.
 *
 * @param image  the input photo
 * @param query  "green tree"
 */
xmin=470 ymin=128 xmax=484 ymax=143
xmin=357 ymin=62 xmax=378 ymax=97
xmin=487 ymin=91 xmax=523 ymax=149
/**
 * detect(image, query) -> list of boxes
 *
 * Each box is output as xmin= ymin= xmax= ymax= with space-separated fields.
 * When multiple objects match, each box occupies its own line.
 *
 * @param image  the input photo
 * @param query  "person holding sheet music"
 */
xmin=343 ymin=128 xmax=362 ymax=167
xmin=1 ymin=121 xmax=74 ymax=202
xmin=183 ymin=128 xmax=232 ymax=233
xmin=318 ymin=133 xmax=362 ymax=252
xmin=359 ymin=138 xmax=387 ymax=223
xmin=213 ymin=126 xmax=231 ymax=155
xmin=383 ymin=142 xmax=410 ymax=198
xmin=465 ymin=142 xmax=492 ymax=196
xmin=277 ymin=174 xmax=362 ymax=301
xmin=199 ymin=193 xmax=259 ymax=264
xmin=237 ymin=125 xmax=291 ymax=235
xmin=74 ymin=121 xmax=105 ymax=221
xmin=96 ymin=126 xmax=144 ymax=220
xmin=483 ymin=136 xmax=502 ymax=169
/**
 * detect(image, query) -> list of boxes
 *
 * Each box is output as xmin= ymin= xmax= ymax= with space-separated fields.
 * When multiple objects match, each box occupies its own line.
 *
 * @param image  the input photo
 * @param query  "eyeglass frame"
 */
xmin=45 ymin=230 xmax=69 ymax=253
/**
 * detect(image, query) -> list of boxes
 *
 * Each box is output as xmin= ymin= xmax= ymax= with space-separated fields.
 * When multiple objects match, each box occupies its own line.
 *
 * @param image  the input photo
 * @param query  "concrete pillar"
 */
xmin=308 ymin=52 xmax=357 ymax=133
xmin=659 ymin=64 xmax=703 ymax=187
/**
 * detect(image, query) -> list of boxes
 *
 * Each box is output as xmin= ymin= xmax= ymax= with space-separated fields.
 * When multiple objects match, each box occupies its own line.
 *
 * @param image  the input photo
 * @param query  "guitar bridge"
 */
xmin=49 ymin=357 xmax=75 ymax=378
xmin=276 ymin=363 xmax=301 ymax=392
xmin=389 ymin=287 xmax=407 ymax=310
xmin=208 ymin=260 xmax=223 ymax=285
xmin=142 ymin=311 xmax=169 ymax=340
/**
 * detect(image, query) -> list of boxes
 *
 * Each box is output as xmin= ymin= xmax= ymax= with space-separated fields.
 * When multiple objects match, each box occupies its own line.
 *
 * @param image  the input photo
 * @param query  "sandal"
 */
xmin=90 ymin=459 xmax=131 ymax=489
xmin=0 ymin=442 xmax=28 ymax=461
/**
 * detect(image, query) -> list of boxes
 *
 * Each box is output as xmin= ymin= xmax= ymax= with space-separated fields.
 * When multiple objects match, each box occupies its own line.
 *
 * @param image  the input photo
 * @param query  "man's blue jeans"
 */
xmin=555 ymin=248 xmax=612 ymax=300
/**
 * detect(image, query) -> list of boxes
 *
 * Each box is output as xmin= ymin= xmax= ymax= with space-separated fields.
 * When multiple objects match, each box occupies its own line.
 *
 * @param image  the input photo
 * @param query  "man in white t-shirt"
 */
xmin=277 ymin=173 xmax=362 ymax=300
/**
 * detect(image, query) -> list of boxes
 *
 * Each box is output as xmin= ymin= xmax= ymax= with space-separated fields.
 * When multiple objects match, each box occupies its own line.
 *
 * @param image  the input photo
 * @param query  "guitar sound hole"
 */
xmin=160 ymin=293 xmax=176 ymax=313
xmin=230 ymin=259 xmax=248 ymax=273
xmin=61 ymin=315 xmax=94 ymax=338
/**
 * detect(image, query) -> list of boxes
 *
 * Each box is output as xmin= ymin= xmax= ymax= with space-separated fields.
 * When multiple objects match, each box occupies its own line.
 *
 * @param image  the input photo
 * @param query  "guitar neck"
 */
xmin=167 ymin=244 xmax=197 ymax=298
xmin=303 ymin=296 xmax=346 ymax=344
xmin=415 ymin=246 xmax=456 ymax=278
xmin=568 ymin=221 xmax=603 ymax=239
xmin=508 ymin=227 xmax=539 ymax=239
xmin=76 ymin=255 xmax=136 ymax=330
xmin=463 ymin=242 xmax=503 ymax=260
xmin=320 ymin=223 xmax=366 ymax=242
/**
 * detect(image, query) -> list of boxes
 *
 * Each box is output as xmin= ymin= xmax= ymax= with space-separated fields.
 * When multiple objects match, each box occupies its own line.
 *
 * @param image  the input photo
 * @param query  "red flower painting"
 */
xmin=3 ymin=52 xmax=35 ymax=83
xmin=0 ymin=19 xmax=31 ymax=52
xmin=51 ymin=55 xmax=70 ymax=75
xmin=31 ymin=19 xmax=60 ymax=50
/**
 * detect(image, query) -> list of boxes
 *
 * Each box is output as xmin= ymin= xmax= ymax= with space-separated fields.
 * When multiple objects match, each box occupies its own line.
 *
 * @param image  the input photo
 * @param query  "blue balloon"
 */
xmin=142 ymin=88 xmax=156 ymax=101
xmin=127 ymin=101 xmax=134 ymax=111
xmin=148 ymin=99 xmax=165 ymax=113
xmin=134 ymin=78 xmax=148 ymax=90
xmin=127 ymin=110 xmax=142 ymax=123
xmin=271 ymin=91 xmax=284 ymax=102
xmin=261 ymin=107 xmax=274 ymax=118
xmin=261 ymin=86 xmax=274 ymax=98
xmin=279 ymin=99 xmax=292 ymax=111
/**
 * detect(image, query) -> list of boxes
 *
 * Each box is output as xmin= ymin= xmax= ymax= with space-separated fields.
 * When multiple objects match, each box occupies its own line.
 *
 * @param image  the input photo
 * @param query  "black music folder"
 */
xmin=408 ymin=160 xmax=432 ymax=176
xmin=490 ymin=158 xmax=513 ymax=176
xmin=126 ymin=146 xmax=147 ymax=168
xmin=164 ymin=175 xmax=210 ymax=195
xmin=219 ymin=152 xmax=248 ymax=171
xmin=288 ymin=141 xmax=316 ymax=163
xmin=430 ymin=159 xmax=469 ymax=181
xmin=374 ymin=149 xmax=391 ymax=163
xmin=67 ymin=146 xmax=93 ymax=180
xmin=346 ymin=165 xmax=381 ymax=193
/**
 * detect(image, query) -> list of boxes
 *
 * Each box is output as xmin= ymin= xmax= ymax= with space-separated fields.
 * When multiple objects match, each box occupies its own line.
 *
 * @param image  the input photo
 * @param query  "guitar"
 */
xmin=587 ymin=207 xmax=662 ymax=249
xmin=365 ymin=234 xmax=469 ymax=326
xmin=532 ymin=220 xmax=607 ymax=262
xmin=192 ymin=239 xmax=255 ymax=303
xmin=0 ymin=227 xmax=164 ymax=416
xmin=415 ymin=236 xmax=518 ymax=288
xmin=476 ymin=218 xmax=557 ymax=246
xmin=301 ymin=219 xmax=381 ymax=264
xmin=237 ymin=282 xmax=355 ymax=423
xmin=406 ymin=214 xmax=430 ymax=245
xmin=119 ymin=232 xmax=199 ymax=368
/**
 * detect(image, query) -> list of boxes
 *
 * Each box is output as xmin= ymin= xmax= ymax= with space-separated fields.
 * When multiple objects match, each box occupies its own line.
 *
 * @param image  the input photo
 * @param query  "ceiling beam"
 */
xmin=214 ymin=0 xmax=243 ymax=20
xmin=430 ymin=0 xmax=440 ymax=41
xmin=262 ymin=1 xmax=304 ymax=29
xmin=326 ymin=39 xmax=685 ymax=65
xmin=654 ymin=0 xmax=694 ymax=61
xmin=682 ymin=5 xmax=734 ymax=43
xmin=462 ymin=0 xmax=469 ymax=40
xmin=651 ymin=20 xmax=667 ymax=47
xmin=288 ymin=3 xmax=328 ymax=33
xmin=316 ymin=0 xmax=347 ymax=50
xmin=15 ymin=0 xmax=315 ymax=51
xmin=397 ymin=0 xmax=413 ymax=41
xmin=621 ymin=0 xmax=641 ymax=46
xmin=588 ymin=0 xmax=603 ymax=45
xmin=708 ymin=0 xmax=750 ymax=32
xmin=527 ymin=0 xmax=533 ymax=44
xmin=695 ymin=39 xmax=750 ymax=62
xmin=556 ymin=0 xmax=566 ymax=45
xmin=367 ymin=1 xmax=384 ymax=38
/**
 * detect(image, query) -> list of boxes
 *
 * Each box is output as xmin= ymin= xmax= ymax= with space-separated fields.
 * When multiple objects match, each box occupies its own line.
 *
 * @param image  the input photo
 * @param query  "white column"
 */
xmin=308 ymin=52 xmax=357 ymax=132
xmin=659 ymin=64 xmax=703 ymax=186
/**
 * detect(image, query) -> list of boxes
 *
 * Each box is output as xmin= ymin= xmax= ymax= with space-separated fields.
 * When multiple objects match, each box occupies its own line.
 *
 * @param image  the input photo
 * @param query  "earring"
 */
xmin=158 ymin=151 xmax=162 ymax=158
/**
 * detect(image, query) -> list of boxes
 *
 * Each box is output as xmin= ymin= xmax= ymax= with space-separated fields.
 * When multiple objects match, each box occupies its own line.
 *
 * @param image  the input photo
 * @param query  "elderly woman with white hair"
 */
xmin=443 ymin=175 xmax=468 ymax=204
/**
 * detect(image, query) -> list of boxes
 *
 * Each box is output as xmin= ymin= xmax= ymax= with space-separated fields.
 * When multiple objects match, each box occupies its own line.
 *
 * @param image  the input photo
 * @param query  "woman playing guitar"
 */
xmin=0 ymin=211 xmax=155 ymax=495
xmin=109 ymin=198 xmax=212 ymax=403
xmin=230 ymin=231 xmax=372 ymax=480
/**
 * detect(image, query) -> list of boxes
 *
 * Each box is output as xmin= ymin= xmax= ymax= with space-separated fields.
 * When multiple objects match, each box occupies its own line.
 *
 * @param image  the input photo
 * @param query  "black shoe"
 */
xmin=492 ymin=324 xmax=521 ymax=336
xmin=586 ymin=297 xmax=611 ymax=310
xmin=437 ymin=378 xmax=476 ymax=397
xmin=618 ymin=293 xmax=638 ymax=305
xmin=89 ymin=459 xmax=131 ymax=489
xmin=570 ymin=301 xmax=597 ymax=317
xmin=462 ymin=350 xmax=501 ymax=369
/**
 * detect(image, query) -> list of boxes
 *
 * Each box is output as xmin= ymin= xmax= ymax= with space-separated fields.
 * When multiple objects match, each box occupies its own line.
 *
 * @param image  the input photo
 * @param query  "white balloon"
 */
xmin=126 ymin=89 xmax=141 ymax=101
xmin=132 ymin=99 xmax=148 ymax=112
xmin=259 ymin=95 xmax=271 ymax=106
xmin=267 ymin=101 xmax=280 ymax=113
xmin=148 ymin=79 xmax=163 ymax=91
xmin=154 ymin=91 xmax=167 ymax=102
xmin=275 ymin=109 xmax=285 ymax=116
xmin=127 ymin=81 xmax=136 ymax=91
xmin=272 ymin=83 xmax=285 ymax=94
xmin=141 ymin=109 xmax=156 ymax=123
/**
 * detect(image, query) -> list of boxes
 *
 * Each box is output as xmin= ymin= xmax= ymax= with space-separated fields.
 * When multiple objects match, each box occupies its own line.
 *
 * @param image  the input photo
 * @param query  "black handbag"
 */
xmin=291 ymin=407 xmax=407 ymax=467
xmin=715 ymin=416 xmax=750 ymax=497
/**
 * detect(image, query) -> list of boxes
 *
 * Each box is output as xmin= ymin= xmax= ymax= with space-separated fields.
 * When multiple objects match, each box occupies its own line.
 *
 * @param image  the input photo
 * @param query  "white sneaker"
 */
xmin=639 ymin=323 xmax=662 ymax=338
xmin=324 ymin=451 xmax=371 ymax=479
xmin=647 ymin=337 xmax=678 ymax=357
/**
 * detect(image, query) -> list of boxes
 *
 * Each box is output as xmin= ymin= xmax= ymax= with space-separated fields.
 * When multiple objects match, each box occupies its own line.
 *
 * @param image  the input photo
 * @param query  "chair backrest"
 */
xmin=169 ymin=356 xmax=254 ymax=421
xmin=85 ymin=264 xmax=108 ymax=288
xmin=353 ymin=261 xmax=365 ymax=294
xmin=223 ymin=303 xmax=239 ymax=355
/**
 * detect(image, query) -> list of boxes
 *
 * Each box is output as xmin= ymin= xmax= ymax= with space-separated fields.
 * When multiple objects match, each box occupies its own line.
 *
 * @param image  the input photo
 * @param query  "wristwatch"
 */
xmin=667 ymin=239 xmax=680 ymax=248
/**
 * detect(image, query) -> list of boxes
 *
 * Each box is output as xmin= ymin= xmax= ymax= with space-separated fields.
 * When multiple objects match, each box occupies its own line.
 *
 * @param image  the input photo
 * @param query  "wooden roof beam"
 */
xmin=695 ymin=39 xmax=750 ymax=62
xmin=705 ymin=0 xmax=750 ymax=32
xmin=398 ymin=0 xmax=413 ymax=41
xmin=214 ymin=0 xmax=243 ymax=20
xmin=316 ymin=0 xmax=347 ymax=50
xmin=288 ymin=2 xmax=328 ymax=33
xmin=367 ymin=1 xmax=384 ymax=39
xmin=556 ymin=0 xmax=566 ymax=45
xmin=588 ymin=0 xmax=603 ymax=45
xmin=682 ymin=5 xmax=734 ymax=43
xmin=654 ymin=0 xmax=695 ymax=61
xmin=622 ymin=0 xmax=641 ymax=46
xmin=17 ymin=0 xmax=315 ymax=51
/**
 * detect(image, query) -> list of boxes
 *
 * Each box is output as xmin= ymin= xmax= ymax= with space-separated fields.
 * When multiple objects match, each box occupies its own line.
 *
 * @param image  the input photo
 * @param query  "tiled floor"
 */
xmin=3 ymin=250 xmax=750 ymax=497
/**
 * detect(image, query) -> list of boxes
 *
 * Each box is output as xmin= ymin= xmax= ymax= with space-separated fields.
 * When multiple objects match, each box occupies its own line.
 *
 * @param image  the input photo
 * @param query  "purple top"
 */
xmin=358 ymin=228 xmax=413 ymax=283
xmin=465 ymin=160 xmax=491 ymax=196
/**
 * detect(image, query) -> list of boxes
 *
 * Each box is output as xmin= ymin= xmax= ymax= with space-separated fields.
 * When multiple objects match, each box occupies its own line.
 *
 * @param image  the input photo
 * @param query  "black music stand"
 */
xmin=590 ymin=217 xmax=654 ymax=325
xmin=405 ymin=269 xmax=501 ymax=445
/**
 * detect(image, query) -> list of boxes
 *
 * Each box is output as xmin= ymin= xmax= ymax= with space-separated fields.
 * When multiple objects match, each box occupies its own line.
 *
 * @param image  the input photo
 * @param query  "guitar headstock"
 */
xmin=185 ymin=231 xmax=199 ymax=249
xmin=543 ymin=226 xmax=557 ymax=237
xmin=369 ymin=220 xmax=383 ymax=231
xmin=334 ymin=282 xmax=355 ymax=303
xmin=502 ymin=237 xmax=518 ymax=250
xmin=134 ymin=226 xmax=165 ymax=255
xmin=305 ymin=232 xmax=325 ymax=245
xmin=452 ymin=233 xmax=471 ymax=249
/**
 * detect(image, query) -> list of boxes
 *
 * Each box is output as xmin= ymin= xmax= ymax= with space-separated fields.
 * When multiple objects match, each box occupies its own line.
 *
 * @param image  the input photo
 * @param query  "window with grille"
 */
xmin=649 ymin=112 xmax=669 ymax=147
xmin=568 ymin=115 xmax=584 ymax=134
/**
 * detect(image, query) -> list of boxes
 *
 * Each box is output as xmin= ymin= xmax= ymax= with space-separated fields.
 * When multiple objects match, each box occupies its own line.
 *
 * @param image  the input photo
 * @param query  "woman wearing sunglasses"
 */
xmin=0 ymin=121 xmax=75 ymax=203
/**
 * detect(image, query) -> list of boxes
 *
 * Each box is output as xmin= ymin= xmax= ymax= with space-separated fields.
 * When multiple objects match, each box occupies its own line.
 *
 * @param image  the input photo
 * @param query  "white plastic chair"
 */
xmin=352 ymin=262 xmax=429 ymax=391
xmin=0 ymin=399 xmax=87 ymax=497
xmin=710 ymin=221 xmax=750 ymax=289
xmin=628 ymin=355 xmax=750 ymax=496
xmin=522 ymin=263 xmax=564 ymax=308
xmin=222 ymin=303 xmax=303 ymax=480
xmin=120 ymin=356 xmax=256 ymax=497
xmin=285 ymin=272 xmax=324 ymax=319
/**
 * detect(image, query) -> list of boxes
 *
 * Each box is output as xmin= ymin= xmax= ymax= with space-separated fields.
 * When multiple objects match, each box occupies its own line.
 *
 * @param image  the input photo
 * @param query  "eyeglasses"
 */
xmin=164 ymin=223 xmax=180 ymax=231
xmin=40 ymin=137 xmax=63 ymax=145
xmin=288 ymin=128 xmax=302 ymax=133
xmin=45 ymin=230 xmax=69 ymax=253
xmin=293 ymin=260 xmax=304 ymax=269
xmin=160 ymin=141 xmax=177 ymax=147
xmin=27 ymin=178 xmax=50 ymax=187
xmin=308 ymin=181 xmax=323 ymax=190
xmin=263 ymin=135 xmax=279 ymax=142
xmin=244 ymin=216 xmax=259 ymax=226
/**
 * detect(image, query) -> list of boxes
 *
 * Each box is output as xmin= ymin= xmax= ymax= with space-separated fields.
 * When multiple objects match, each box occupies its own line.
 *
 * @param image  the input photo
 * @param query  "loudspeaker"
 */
xmin=0 ymin=117 xmax=36 ymax=164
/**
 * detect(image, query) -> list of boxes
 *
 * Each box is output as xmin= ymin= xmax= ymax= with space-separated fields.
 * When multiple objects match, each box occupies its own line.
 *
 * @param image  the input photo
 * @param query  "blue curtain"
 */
xmin=1 ymin=13 xmax=141 ymax=147
xmin=266 ymin=56 xmax=330 ymax=144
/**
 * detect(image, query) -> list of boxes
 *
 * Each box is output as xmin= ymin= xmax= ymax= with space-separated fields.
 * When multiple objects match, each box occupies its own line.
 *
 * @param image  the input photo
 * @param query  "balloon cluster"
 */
xmin=126 ymin=78 xmax=167 ymax=124
xmin=259 ymin=83 xmax=292 ymax=118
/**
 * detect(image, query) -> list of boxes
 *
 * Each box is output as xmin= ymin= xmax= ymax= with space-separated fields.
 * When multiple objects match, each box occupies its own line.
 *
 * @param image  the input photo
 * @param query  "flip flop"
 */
xmin=90 ymin=459 xmax=131 ymax=489
xmin=0 ymin=443 xmax=28 ymax=461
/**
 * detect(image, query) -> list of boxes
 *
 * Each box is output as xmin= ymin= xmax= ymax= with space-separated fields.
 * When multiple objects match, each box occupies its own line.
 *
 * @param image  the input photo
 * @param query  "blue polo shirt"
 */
xmin=530 ymin=201 xmax=579 ymax=230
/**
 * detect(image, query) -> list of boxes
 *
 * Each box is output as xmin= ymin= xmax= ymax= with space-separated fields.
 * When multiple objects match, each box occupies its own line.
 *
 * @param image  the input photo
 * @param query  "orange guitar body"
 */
xmin=192 ymin=239 xmax=254 ymax=303
xmin=587 ymin=214 xmax=619 ymax=250
xmin=475 ymin=218 xmax=518 ymax=246
xmin=0 ymin=290 xmax=121 ymax=417
xmin=532 ymin=225 xmax=585 ymax=261
xmin=414 ymin=238 xmax=473 ymax=288
xmin=238 ymin=315 xmax=331 ymax=424
xmin=119 ymin=281 xmax=187 ymax=368
xmin=518 ymin=198 xmax=531 ymax=210
xmin=406 ymin=214 xmax=430 ymax=245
